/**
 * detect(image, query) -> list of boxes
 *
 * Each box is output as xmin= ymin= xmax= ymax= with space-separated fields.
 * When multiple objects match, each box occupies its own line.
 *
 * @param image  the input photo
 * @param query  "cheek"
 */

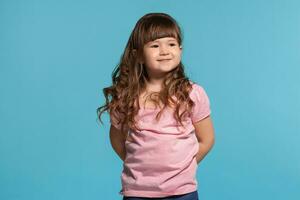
xmin=144 ymin=51 xmax=156 ymax=59
xmin=175 ymin=52 xmax=182 ymax=62
xmin=144 ymin=54 xmax=155 ymax=63
xmin=143 ymin=53 xmax=152 ymax=63
xmin=178 ymin=52 xmax=182 ymax=58
xmin=174 ymin=49 xmax=182 ymax=57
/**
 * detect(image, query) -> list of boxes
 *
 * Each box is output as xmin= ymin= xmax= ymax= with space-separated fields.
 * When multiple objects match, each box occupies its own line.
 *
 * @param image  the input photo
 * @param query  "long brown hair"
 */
xmin=97 ymin=13 xmax=195 ymax=134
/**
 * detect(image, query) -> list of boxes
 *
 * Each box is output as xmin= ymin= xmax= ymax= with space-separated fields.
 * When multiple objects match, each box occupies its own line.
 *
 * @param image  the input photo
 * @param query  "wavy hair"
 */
xmin=97 ymin=13 xmax=195 ymax=134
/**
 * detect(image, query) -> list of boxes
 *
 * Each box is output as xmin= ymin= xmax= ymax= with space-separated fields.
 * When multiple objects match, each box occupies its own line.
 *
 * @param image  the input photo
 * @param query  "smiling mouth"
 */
xmin=157 ymin=59 xmax=171 ymax=61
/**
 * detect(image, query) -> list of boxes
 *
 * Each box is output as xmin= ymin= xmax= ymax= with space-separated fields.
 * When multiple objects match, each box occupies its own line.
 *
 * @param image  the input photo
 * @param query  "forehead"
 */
xmin=147 ymin=37 xmax=178 ymax=43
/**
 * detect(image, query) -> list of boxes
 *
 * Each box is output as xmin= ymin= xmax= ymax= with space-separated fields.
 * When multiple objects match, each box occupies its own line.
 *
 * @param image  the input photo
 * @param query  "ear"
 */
xmin=132 ymin=49 xmax=144 ymax=64
xmin=132 ymin=49 xmax=137 ymax=55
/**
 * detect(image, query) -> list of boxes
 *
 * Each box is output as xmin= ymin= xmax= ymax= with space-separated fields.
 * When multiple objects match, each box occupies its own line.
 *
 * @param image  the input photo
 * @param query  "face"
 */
xmin=141 ymin=37 xmax=182 ymax=78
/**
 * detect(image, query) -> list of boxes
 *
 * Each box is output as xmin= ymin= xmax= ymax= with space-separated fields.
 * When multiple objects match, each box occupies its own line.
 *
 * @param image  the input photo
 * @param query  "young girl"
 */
xmin=97 ymin=12 xmax=215 ymax=200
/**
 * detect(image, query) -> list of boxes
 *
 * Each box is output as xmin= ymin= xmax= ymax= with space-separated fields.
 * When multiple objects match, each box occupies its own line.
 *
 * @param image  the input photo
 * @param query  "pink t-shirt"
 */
xmin=110 ymin=82 xmax=211 ymax=198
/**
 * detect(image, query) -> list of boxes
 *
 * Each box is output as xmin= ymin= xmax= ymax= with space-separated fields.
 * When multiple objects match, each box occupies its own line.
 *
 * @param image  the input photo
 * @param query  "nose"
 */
xmin=159 ymin=44 xmax=169 ymax=55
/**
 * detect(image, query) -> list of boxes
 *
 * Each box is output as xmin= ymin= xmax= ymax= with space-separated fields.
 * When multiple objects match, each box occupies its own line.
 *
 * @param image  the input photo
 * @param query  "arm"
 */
xmin=109 ymin=125 xmax=127 ymax=162
xmin=193 ymin=116 xmax=215 ymax=164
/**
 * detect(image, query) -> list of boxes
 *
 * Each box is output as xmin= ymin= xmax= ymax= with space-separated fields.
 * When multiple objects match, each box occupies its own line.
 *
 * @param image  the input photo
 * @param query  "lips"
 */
xmin=157 ymin=59 xmax=172 ymax=61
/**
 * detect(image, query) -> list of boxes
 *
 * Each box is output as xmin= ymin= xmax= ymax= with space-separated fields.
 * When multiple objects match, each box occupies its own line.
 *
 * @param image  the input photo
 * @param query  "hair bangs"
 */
xmin=142 ymin=20 xmax=181 ymax=45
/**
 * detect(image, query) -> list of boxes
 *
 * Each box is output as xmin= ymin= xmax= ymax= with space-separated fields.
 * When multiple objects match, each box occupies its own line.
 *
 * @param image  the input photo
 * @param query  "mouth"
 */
xmin=157 ymin=59 xmax=172 ymax=62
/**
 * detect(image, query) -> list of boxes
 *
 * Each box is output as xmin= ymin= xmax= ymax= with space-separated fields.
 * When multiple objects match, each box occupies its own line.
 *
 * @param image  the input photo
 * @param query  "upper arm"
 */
xmin=193 ymin=115 xmax=215 ymax=143
xmin=109 ymin=124 xmax=127 ymax=143
xmin=109 ymin=125 xmax=127 ymax=161
xmin=190 ymin=84 xmax=211 ymax=124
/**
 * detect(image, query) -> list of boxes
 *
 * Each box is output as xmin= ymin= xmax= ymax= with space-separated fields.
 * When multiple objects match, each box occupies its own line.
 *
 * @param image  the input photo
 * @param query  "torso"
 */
xmin=138 ymin=91 xmax=163 ymax=109
xmin=138 ymin=90 xmax=178 ymax=110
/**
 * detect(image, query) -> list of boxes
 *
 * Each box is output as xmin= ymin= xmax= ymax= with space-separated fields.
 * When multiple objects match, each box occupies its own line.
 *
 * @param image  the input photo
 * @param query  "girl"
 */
xmin=97 ymin=13 xmax=215 ymax=200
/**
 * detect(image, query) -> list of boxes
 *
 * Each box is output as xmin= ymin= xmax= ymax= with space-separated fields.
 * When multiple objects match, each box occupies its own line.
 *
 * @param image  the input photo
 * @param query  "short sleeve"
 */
xmin=109 ymin=109 xmax=122 ymax=130
xmin=190 ymin=84 xmax=211 ymax=123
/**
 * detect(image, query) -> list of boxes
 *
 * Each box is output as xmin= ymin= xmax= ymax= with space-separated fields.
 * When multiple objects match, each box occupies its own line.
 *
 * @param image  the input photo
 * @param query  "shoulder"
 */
xmin=188 ymin=81 xmax=211 ymax=122
xmin=188 ymin=81 xmax=207 ymax=98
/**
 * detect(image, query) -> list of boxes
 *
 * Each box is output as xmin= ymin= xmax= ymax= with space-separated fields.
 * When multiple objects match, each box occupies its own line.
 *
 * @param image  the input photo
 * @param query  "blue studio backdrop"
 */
xmin=1 ymin=0 xmax=299 ymax=200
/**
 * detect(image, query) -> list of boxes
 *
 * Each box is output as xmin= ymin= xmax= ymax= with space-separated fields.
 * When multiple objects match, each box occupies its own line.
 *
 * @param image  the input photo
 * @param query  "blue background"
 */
xmin=1 ymin=0 xmax=299 ymax=199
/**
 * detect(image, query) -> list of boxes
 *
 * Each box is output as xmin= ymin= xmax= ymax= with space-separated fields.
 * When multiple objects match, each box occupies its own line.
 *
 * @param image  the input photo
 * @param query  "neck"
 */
xmin=145 ymin=77 xmax=164 ymax=92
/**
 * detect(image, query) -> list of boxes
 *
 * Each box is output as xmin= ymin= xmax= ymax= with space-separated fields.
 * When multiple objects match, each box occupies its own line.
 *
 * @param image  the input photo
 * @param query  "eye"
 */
xmin=169 ymin=43 xmax=177 ymax=46
xmin=150 ymin=44 xmax=159 ymax=48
